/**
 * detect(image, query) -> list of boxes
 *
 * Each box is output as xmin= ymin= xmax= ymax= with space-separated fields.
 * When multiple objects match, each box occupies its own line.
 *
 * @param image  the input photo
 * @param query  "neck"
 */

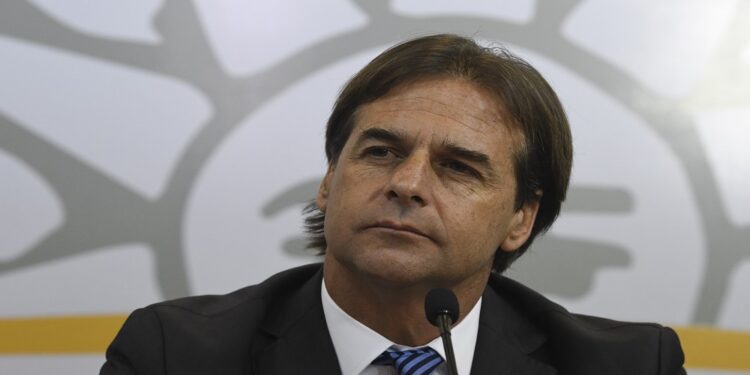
xmin=322 ymin=256 xmax=489 ymax=346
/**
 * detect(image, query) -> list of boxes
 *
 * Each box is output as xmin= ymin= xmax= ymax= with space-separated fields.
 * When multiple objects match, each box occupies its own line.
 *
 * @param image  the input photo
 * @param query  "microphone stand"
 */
xmin=425 ymin=288 xmax=460 ymax=375
xmin=436 ymin=313 xmax=459 ymax=375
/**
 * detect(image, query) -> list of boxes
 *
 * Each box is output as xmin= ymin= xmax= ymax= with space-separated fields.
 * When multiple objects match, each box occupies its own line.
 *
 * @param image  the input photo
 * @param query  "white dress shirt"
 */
xmin=322 ymin=279 xmax=481 ymax=375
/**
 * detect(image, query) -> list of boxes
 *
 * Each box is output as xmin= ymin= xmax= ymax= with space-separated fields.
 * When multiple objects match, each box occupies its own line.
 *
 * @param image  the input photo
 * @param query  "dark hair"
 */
xmin=305 ymin=34 xmax=572 ymax=273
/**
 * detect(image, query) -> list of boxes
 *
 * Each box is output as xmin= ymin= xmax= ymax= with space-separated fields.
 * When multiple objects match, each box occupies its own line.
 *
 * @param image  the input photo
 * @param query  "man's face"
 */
xmin=318 ymin=78 xmax=539 ymax=288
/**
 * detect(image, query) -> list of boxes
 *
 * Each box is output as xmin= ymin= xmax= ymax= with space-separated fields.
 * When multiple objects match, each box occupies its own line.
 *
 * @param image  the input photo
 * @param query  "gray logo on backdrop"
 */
xmin=0 ymin=0 xmax=748 ymax=325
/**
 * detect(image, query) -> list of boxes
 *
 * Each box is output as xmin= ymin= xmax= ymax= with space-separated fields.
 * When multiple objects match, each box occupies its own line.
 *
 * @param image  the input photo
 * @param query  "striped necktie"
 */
xmin=372 ymin=347 xmax=445 ymax=375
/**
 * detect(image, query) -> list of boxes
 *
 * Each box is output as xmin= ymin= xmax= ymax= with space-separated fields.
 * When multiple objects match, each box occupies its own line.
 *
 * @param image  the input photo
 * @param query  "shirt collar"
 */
xmin=321 ymin=278 xmax=481 ymax=375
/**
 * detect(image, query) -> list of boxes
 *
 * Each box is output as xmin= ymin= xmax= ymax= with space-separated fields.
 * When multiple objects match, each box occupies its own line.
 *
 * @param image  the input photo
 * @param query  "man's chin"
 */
xmin=352 ymin=255 xmax=442 ymax=288
xmin=325 ymin=243 xmax=447 ymax=287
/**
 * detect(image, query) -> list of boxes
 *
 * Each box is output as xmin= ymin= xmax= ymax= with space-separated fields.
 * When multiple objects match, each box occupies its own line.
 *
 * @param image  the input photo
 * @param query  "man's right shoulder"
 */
xmin=147 ymin=262 xmax=324 ymax=319
xmin=101 ymin=263 xmax=324 ymax=375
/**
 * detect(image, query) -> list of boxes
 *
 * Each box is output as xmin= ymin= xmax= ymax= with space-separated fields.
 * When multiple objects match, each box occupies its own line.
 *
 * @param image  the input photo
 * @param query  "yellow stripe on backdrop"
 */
xmin=676 ymin=325 xmax=750 ymax=370
xmin=0 ymin=315 xmax=125 ymax=354
xmin=0 ymin=316 xmax=748 ymax=370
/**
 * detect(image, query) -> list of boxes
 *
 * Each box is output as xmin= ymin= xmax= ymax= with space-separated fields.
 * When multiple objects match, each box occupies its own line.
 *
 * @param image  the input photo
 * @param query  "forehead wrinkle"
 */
xmin=373 ymin=95 xmax=506 ymax=131
xmin=363 ymin=106 xmax=504 ymax=136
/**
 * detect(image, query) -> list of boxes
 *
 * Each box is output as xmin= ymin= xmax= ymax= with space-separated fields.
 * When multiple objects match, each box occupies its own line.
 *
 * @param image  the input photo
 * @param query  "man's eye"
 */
xmin=442 ymin=160 xmax=476 ymax=176
xmin=364 ymin=146 xmax=392 ymax=158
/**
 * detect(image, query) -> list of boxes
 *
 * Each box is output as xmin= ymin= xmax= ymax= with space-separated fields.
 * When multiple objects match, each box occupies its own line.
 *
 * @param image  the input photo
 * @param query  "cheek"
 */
xmin=325 ymin=170 xmax=375 ymax=224
xmin=350 ymin=166 xmax=393 ymax=189
xmin=447 ymin=198 xmax=512 ymax=251
xmin=336 ymin=165 xmax=387 ymax=199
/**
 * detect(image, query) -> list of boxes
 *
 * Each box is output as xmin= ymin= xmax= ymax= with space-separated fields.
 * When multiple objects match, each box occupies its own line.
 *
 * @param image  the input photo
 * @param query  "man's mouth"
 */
xmin=368 ymin=220 xmax=431 ymax=239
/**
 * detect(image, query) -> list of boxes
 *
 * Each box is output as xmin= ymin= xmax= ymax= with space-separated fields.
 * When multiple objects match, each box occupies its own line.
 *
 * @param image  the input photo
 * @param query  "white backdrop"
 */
xmin=1 ymin=1 xmax=749 ymax=373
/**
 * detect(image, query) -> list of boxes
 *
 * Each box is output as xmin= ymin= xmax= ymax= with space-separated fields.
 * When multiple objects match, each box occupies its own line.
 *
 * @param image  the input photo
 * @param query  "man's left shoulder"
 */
xmin=546 ymin=310 xmax=685 ymax=374
xmin=488 ymin=275 xmax=686 ymax=374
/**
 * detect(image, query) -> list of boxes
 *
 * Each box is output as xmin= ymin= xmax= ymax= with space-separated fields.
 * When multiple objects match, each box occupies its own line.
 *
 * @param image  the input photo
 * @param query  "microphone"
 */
xmin=425 ymin=288 xmax=460 ymax=375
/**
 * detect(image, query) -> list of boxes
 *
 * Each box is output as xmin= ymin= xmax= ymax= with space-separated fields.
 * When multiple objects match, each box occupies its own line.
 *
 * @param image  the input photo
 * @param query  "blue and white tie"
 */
xmin=372 ymin=347 xmax=445 ymax=375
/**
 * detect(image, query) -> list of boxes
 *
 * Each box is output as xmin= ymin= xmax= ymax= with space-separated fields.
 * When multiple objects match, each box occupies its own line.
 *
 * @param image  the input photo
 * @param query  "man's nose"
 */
xmin=386 ymin=152 xmax=433 ymax=207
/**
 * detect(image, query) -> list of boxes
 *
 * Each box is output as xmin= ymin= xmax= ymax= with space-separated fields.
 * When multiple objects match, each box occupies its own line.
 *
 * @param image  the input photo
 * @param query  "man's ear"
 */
xmin=500 ymin=193 xmax=541 ymax=253
xmin=316 ymin=163 xmax=335 ymax=213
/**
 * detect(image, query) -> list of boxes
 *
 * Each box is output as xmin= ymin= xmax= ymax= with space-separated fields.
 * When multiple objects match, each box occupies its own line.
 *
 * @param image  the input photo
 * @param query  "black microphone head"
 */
xmin=424 ymin=288 xmax=459 ymax=326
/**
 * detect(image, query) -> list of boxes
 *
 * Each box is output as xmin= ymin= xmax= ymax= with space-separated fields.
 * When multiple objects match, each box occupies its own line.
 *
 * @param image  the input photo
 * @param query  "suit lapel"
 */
xmin=251 ymin=267 xmax=342 ymax=374
xmin=470 ymin=286 xmax=557 ymax=375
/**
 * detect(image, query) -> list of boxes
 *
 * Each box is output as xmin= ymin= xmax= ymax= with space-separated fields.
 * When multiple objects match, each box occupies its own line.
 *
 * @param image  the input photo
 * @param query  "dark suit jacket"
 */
xmin=101 ymin=263 xmax=685 ymax=374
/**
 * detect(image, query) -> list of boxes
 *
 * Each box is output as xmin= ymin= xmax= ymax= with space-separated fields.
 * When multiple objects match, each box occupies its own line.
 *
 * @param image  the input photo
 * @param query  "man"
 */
xmin=101 ymin=34 xmax=685 ymax=374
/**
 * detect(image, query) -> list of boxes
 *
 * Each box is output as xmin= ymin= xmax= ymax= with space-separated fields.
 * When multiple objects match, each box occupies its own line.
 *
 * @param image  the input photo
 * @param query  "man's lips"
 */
xmin=367 ymin=220 xmax=432 ymax=239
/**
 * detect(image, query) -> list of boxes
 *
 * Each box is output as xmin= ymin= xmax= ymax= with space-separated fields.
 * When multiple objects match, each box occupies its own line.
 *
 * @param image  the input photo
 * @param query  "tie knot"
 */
xmin=372 ymin=347 xmax=444 ymax=375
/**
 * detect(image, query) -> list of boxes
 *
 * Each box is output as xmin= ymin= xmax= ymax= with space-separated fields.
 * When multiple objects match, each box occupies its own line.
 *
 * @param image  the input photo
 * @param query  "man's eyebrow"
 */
xmin=354 ymin=127 xmax=494 ymax=170
xmin=354 ymin=127 xmax=408 ymax=148
xmin=441 ymin=141 xmax=492 ymax=169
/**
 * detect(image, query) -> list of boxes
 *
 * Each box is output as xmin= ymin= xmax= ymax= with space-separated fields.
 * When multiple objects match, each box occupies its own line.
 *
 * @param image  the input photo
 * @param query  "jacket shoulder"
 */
xmin=488 ymin=275 xmax=686 ymax=375
xmin=546 ymin=312 xmax=686 ymax=375
xmin=101 ymin=263 xmax=324 ymax=374
xmin=151 ymin=263 xmax=322 ymax=317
